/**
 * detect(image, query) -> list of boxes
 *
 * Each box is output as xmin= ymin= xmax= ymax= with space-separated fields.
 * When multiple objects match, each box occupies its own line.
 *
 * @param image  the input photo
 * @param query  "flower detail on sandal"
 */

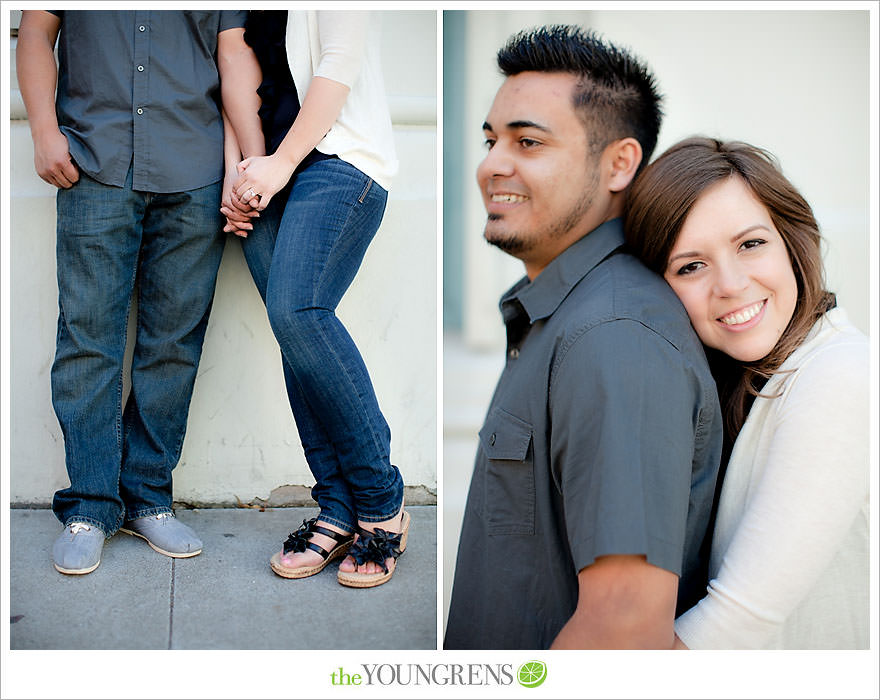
xmin=270 ymin=517 xmax=353 ymax=580
xmin=348 ymin=528 xmax=403 ymax=574
xmin=337 ymin=510 xmax=411 ymax=588
xmin=282 ymin=517 xmax=319 ymax=555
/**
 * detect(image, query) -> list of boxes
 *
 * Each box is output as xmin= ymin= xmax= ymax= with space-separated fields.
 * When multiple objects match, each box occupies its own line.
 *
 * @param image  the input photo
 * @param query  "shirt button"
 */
xmin=139 ymin=25 xmax=146 ymax=31
xmin=137 ymin=65 xmax=144 ymax=72
xmin=137 ymin=108 xmax=144 ymax=115
xmin=489 ymin=433 xmax=496 ymax=446
xmin=509 ymin=348 xmax=520 ymax=359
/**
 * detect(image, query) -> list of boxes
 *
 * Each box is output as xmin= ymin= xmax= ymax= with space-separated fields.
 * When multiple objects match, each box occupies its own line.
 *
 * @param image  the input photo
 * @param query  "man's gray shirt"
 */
xmin=444 ymin=219 xmax=722 ymax=650
xmin=50 ymin=10 xmax=247 ymax=193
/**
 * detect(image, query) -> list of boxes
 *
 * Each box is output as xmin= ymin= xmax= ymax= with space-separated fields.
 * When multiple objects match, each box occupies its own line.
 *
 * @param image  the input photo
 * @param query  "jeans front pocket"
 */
xmin=479 ymin=408 xmax=535 ymax=536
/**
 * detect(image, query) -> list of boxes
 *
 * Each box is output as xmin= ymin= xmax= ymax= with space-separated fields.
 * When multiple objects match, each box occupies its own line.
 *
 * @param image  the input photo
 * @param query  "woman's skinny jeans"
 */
xmin=241 ymin=157 xmax=403 ymax=533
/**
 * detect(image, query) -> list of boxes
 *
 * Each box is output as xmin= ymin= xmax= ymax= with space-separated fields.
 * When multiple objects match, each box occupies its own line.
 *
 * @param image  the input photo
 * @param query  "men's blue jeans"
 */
xmin=51 ymin=168 xmax=225 ymax=535
xmin=241 ymin=157 xmax=403 ymax=533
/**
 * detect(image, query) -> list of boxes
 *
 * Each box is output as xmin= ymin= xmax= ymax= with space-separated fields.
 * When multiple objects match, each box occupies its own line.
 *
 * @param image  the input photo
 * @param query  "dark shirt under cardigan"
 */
xmin=444 ymin=219 xmax=723 ymax=650
xmin=49 ymin=10 xmax=247 ymax=193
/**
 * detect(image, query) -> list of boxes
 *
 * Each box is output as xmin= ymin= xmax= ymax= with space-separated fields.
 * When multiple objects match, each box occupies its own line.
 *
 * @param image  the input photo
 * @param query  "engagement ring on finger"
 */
xmin=245 ymin=188 xmax=257 ymax=200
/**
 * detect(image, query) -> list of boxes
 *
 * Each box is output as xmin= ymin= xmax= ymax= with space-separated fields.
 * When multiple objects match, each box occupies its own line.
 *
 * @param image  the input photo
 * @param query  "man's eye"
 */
xmin=483 ymin=138 xmax=496 ymax=149
xmin=519 ymin=138 xmax=540 ymax=148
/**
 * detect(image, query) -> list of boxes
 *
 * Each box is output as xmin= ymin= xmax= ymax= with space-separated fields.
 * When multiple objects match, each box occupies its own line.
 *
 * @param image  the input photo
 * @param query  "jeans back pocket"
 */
xmin=478 ymin=408 xmax=535 ymax=536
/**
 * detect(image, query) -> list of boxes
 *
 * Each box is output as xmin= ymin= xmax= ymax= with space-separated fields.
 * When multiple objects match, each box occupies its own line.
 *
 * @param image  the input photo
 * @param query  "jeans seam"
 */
xmin=313 ymin=188 xmax=390 ymax=466
xmin=118 ymin=232 xmax=141 ymax=506
xmin=357 ymin=499 xmax=405 ymax=524
xmin=127 ymin=505 xmax=174 ymax=521
xmin=318 ymin=513 xmax=356 ymax=534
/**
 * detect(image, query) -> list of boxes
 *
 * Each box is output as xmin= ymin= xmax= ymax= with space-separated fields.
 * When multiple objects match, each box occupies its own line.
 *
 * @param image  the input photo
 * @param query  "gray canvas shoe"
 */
xmin=53 ymin=522 xmax=105 ymax=575
xmin=120 ymin=513 xmax=202 ymax=558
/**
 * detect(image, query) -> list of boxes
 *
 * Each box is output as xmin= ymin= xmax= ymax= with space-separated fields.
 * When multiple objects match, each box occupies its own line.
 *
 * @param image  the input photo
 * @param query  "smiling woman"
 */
xmin=663 ymin=176 xmax=798 ymax=363
xmin=624 ymin=136 xmax=869 ymax=649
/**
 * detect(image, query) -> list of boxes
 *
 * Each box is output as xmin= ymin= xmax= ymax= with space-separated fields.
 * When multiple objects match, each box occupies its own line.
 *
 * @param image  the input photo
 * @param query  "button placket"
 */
xmin=132 ymin=11 xmax=150 ymax=188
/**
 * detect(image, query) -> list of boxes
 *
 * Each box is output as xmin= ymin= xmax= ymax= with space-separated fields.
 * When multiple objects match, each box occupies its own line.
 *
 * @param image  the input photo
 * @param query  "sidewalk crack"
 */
xmin=168 ymin=559 xmax=175 ymax=649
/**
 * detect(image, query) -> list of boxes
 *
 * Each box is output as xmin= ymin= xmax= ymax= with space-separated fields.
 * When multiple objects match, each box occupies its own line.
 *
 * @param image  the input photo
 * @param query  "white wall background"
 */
xmin=6 ymin=10 xmax=438 ymax=508
xmin=443 ymin=9 xmax=873 ymax=628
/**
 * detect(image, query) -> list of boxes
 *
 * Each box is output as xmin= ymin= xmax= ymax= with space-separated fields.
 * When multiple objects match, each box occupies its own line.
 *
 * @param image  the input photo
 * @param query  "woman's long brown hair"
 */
xmin=624 ymin=137 xmax=835 ymax=447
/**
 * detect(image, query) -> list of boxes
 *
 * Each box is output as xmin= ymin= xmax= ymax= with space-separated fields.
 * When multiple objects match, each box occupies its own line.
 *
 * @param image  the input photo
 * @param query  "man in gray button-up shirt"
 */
xmin=445 ymin=25 xmax=722 ymax=649
xmin=17 ymin=10 xmax=261 ymax=574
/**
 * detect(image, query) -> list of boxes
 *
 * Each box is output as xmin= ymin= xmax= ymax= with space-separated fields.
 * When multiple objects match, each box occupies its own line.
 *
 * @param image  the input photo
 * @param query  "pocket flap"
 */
xmin=479 ymin=408 xmax=532 ymax=461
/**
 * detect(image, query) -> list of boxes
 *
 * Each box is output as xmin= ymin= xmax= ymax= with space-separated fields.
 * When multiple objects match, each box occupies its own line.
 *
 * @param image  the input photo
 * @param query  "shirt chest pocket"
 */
xmin=479 ymin=408 xmax=535 ymax=536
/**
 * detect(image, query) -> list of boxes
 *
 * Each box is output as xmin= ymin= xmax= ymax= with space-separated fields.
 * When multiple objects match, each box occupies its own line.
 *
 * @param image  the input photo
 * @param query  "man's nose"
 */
xmin=477 ymin=143 xmax=515 ymax=180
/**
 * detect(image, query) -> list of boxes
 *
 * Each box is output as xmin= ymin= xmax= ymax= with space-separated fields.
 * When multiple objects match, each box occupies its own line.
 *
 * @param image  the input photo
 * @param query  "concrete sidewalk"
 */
xmin=9 ymin=506 xmax=437 ymax=650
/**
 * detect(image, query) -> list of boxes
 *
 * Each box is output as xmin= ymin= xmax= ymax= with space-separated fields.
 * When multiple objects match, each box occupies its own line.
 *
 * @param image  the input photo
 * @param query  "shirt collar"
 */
xmin=500 ymin=218 xmax=626 ymax=325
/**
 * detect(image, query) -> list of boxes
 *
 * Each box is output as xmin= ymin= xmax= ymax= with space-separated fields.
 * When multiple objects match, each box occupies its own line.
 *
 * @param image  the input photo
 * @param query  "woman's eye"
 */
xmin=741 ymin=238 xmax=766 ymax=250
xmin=675 ymin=261 xmax=705 ymax=276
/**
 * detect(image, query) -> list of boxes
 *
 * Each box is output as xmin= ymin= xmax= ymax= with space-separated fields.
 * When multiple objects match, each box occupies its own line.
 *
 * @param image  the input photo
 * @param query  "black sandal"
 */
xmin=269 ymin=517 xmax=354 ymax=579
xmin=337 ymin=510 xmax=410 ymax=588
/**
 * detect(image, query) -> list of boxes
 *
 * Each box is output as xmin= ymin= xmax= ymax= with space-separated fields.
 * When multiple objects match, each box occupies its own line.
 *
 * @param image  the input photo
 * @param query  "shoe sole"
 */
xmin=269 ymin=540 xmax=352 ymax=579
xmin=337 ymin=510 xmax=410 ymax=589
xmin=54 ymin=560 xmax=100 ymax=575
xmin=119 ymin=527 xmax=202 ymax=558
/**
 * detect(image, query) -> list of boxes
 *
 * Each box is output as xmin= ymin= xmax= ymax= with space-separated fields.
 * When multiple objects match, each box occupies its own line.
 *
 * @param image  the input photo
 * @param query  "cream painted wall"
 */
xmin=7 ymin=10 xmax=438 ymax=507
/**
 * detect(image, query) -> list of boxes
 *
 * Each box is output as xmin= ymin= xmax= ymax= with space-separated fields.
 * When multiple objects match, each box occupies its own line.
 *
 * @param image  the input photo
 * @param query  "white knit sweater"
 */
xmin=675 ymin=307 xmax=869 ymax=649
xmin=285 ymin=10 xmax=398 ymax=190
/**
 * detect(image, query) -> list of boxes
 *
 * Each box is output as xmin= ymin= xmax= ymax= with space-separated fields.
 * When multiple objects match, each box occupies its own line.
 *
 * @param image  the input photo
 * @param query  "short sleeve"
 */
xmin=314 ymin=11 xmax=369 ymax=88
xmin=550 ymin=319 xmax=703 ymax=576
xmin=218 ymin=10 xmax=248 ymax=33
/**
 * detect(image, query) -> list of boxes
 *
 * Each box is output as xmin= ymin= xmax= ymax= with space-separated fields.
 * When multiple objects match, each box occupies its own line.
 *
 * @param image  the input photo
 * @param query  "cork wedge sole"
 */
xmin=337 ymin=510 xmax=410 ymax=589
xmin=270 ymin=539 xmax=352 ymax=579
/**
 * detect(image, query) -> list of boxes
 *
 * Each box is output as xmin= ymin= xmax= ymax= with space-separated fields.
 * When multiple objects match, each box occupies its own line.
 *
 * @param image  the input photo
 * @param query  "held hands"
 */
xmin=34 ymin=128 xmax=79 ymax=188
xmin=234 ymin=152 xmax=297 ymax=212
xmin=221 ymin=166 xmax=260 ymax=237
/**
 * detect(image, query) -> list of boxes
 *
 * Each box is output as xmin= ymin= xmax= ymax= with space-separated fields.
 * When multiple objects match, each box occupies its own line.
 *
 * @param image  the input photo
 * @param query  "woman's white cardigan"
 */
xmin=675 ymin=308 xmax=869 ymax=649
xmin=285 ymin=10 xmax=398 ymax=190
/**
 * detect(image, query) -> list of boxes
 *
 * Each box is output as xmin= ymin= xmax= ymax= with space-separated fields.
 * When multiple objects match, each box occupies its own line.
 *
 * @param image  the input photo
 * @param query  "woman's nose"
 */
xmin=712 ymin=260 xmax=749 ymax=297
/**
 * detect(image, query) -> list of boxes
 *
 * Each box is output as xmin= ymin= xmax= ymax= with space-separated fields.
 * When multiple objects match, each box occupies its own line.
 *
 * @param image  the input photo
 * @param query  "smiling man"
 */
xmin=444 ymin=25 xmax=723 ymax=650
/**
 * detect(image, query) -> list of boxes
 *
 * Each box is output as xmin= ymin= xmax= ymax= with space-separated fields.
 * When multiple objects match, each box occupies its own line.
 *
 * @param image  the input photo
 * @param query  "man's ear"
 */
xmin=605 ymin=137 xmax=643 ymax=193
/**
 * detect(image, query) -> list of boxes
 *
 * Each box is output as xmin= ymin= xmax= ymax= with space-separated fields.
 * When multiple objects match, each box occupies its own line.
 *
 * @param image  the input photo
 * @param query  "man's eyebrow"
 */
xmin=507 ymin=120 xmax=551 ymax=132
xmin=482 ymin=120 xmax=551 ymax=133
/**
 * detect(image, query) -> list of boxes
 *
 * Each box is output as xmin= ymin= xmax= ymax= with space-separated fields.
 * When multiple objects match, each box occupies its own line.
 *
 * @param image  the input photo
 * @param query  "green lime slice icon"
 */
xmin=517 ymin=660 xmax=547 ymax=688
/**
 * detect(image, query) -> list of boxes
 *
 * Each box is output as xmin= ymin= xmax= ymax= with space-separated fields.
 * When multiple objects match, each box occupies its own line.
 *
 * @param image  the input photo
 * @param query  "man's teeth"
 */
xmin=720 ymin=301 xmax=764 ymax=326
xmin=491 ymin=194 xmax=527 ymax=203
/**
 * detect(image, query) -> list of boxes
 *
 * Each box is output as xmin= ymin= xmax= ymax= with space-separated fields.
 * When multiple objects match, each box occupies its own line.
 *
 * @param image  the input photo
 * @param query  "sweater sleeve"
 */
xmin=675 ymin=337 xmax=869 ymax=648
xmin=313 ymin=11 xmax=368 ymax=89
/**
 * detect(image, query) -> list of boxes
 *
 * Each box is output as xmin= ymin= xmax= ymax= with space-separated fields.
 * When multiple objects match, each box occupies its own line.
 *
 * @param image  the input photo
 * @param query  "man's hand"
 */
xmin=33 ymin=128 xmax=79 ymax=188
xmin=17 ymin=10 xmax=78 ymax=188
xmin=220 ymin=166 xmax=259 ymax=237
xmin=550 ymin=554 xmax=679 ymax=649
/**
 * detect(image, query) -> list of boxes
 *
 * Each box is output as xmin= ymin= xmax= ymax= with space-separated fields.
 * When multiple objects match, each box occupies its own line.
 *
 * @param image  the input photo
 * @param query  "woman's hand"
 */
xmin=235 ymin=153 xmax=297 ymax=211
xmin=221 ymin=166 xmax=259 ymax=237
